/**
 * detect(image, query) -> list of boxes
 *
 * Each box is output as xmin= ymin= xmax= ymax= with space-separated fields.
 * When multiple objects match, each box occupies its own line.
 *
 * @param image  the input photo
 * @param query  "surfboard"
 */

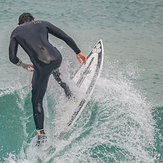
xmin=55 ymin=39 xmax=104 ymax=139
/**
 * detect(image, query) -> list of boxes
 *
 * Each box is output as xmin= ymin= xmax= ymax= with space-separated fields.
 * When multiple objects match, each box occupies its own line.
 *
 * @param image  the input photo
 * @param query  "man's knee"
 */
xmin=36 ymin=103 xmax=43 ymax=114
xmin=32 ymin=102 xmax=43 ymax=114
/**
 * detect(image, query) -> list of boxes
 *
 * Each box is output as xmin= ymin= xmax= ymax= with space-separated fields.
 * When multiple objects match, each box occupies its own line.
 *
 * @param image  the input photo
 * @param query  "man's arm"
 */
xmin=9 ymin=37 xmax=34 ymax=72
xmin=9 ymin=37 xmax=19 ymax=64
xmin=46 ymin=22 xmax=81 ymax=54
xmin=45 ymin=21 xmax=87 ymax=64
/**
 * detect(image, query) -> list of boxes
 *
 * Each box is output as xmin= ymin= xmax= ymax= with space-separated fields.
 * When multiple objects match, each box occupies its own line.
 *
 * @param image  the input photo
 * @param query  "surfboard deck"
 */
xmin=55 ymin=39 xmax=104 ymax=139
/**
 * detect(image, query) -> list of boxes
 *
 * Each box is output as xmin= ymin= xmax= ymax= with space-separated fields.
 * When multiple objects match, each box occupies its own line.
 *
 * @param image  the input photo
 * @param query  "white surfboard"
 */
xmin=56 ymin=39 xmax=104 ymax=139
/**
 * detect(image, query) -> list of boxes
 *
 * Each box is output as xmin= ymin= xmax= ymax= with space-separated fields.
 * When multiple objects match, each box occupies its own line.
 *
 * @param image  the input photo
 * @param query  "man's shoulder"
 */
xmin=10 ymin=27 xmax=18 ymax=38
xmin=34 ymin=20 xmax=50 ymax=25
xmin=36 ymin=20 xmax=56 ymax=28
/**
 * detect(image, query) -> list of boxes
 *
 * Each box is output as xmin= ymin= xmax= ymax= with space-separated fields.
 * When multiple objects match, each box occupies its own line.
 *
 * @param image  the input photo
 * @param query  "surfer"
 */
xmin=9 ymin=13 xmax=87 ymax=146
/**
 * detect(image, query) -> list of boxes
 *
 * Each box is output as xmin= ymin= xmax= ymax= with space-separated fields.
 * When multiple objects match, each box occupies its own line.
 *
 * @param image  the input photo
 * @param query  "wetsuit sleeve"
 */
xmin=9 ymin=36 xmax=19 ymax=64
xmin=46 ymin=22 xmax=81 ymax=54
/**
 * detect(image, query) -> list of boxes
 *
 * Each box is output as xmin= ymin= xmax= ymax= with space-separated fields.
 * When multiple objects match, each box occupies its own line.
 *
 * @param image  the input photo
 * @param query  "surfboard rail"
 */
xmin=57 ymin=39 xmax=104 ymax=139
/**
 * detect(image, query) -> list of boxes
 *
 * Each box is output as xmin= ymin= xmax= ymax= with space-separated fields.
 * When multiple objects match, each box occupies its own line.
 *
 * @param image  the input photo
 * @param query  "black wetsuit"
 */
xmin=9 ymin=20 xmax=81 ymax=130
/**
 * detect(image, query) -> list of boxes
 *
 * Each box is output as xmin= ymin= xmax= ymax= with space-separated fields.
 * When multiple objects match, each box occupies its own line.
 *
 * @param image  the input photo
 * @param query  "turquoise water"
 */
xmin=0 ymin=0 xmax=163 ymax=162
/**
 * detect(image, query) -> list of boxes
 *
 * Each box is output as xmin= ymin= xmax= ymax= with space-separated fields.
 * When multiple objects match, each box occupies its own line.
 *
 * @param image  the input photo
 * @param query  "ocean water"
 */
xmin=0 ymin=0 xmax=163 ymax=162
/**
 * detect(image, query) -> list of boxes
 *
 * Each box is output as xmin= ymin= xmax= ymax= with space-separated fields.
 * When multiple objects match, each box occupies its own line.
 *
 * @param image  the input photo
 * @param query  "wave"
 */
xmin=2 ymin=72 xmax=159 ymax=163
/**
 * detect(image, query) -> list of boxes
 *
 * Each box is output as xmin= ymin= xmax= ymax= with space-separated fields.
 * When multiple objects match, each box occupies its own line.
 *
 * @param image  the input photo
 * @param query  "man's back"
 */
xmin=9 ymin=19 xmax=81 ymax=66
xmin=11 ymin=21 xmax=61 ymax=64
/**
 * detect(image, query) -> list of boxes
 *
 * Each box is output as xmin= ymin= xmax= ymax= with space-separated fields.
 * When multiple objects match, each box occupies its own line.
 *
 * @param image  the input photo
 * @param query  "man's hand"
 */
xmin=77 ymin=52 xmax=87 ymax=65
xmin=26 ymin=64 xmax=34 ymax=72
xmin=16 ymin=59 xmax=34 ymax=72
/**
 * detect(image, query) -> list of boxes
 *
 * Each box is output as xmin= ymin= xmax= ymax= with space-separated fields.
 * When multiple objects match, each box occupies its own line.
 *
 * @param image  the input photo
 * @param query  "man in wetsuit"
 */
xmin=9 ymin=13 xmax=87 ymax=146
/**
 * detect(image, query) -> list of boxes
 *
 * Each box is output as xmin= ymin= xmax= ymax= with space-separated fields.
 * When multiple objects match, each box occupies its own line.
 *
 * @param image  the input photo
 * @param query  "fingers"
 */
xmin=26 ymin=64 xmax=34 ymax=72
xmin=81 ymin=55 xmax=87 ymax=65
xmin=77 ymin=55 xmax=81 ymax=63
xmin=77 ymin=52 xmax=87 ymax=65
